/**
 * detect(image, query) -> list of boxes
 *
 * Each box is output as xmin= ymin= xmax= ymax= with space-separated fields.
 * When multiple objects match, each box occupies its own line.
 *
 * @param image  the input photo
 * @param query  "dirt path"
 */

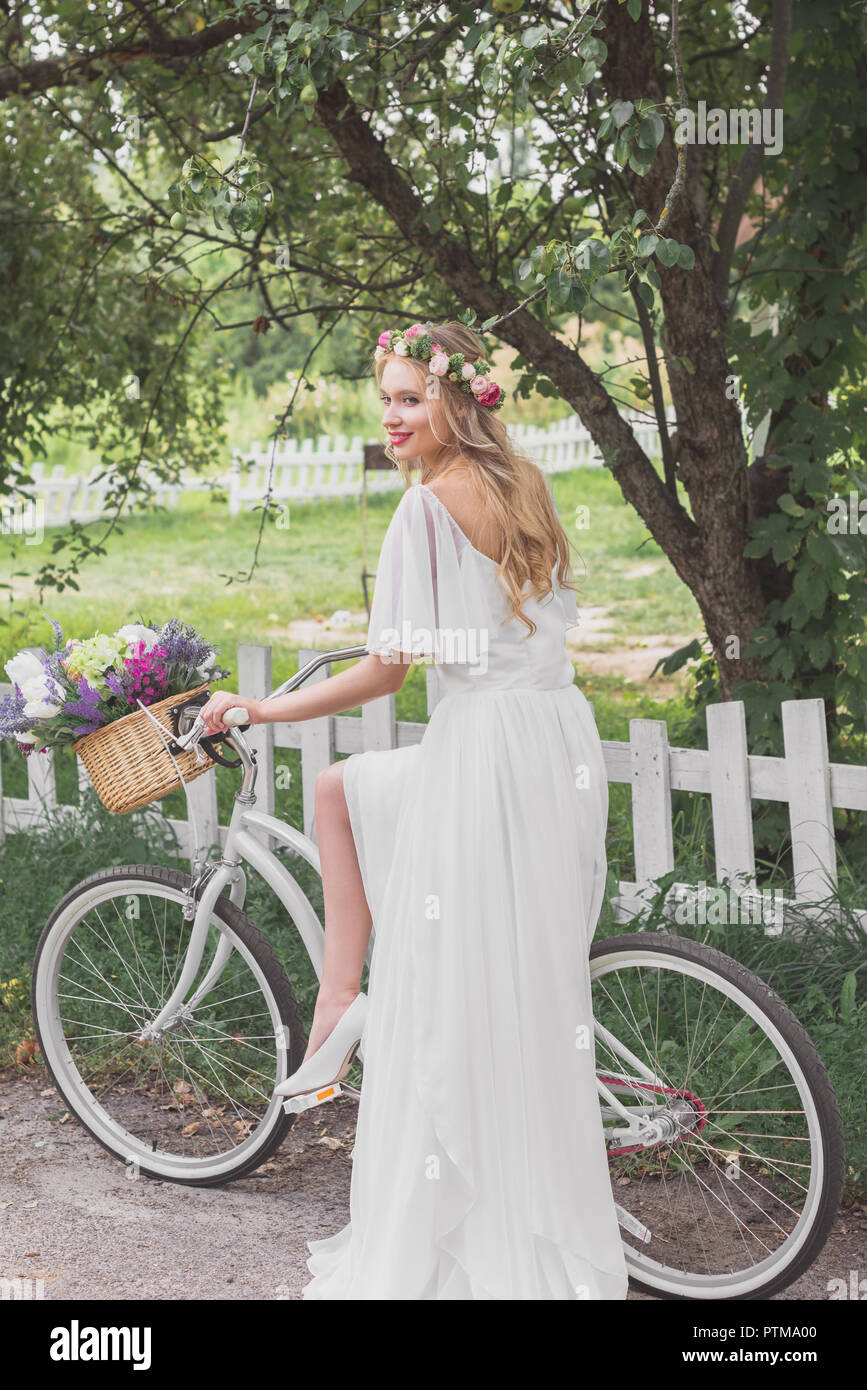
xmin=1 ymin=1068 xmax=863 ymax=1301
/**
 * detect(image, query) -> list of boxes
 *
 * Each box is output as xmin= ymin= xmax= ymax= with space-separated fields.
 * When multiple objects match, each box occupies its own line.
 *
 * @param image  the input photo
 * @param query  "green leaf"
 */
xmin=771 ymin=530 xmax=801 ymax=565
xmin=627 ymin=0 xmax=642 ymax=18
xmin=778 ymin=492 xmax=806 ymax=517
xmin=343 ymin=0 xmax=365 ymax=16
xmin=514 ymin=66 xmax=532 ymax=110
xmin=635 ymin=279 xmax=654 ymax=307
xmin=655 ymin=238 xmax=679 ymax=267
xmin=481 ymin=63 xmax=499 ymax=96
xmin=637 ymin=113 xmax=665 ymax=150
xmin=522 ymin=24 xmax=549 ymax=48
xmin=627 ymin=148 xmax=655 ymax=176
xmin=612 ymin=100 xmax=634 ymax=128
xmin=568 ymin=280 xmax=588 ymax=312
xmin=840 ymin=972 xmax=857 ymax=1018
xmin=676 ymin=243 xmax=695 ymax=270
xmin=637 ymin=233 xmax=659 ymax=257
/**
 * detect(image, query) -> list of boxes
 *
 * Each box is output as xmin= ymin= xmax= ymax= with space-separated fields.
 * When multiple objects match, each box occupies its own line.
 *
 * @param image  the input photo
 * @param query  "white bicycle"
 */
xmin=31 ymin=647 xmax=844 ymax=1299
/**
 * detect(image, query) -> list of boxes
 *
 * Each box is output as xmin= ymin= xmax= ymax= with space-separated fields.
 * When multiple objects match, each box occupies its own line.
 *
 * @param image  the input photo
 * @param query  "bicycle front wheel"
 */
xmin=32 ymin=864 xmax=307 ymax=1186
xmin=590 ymin=932 xmax=845 ymax=1300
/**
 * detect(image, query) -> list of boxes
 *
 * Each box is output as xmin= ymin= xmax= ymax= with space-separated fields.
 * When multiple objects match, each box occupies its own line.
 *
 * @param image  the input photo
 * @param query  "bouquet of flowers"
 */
xmin=1 ymin=617 xmax=230 ymax=758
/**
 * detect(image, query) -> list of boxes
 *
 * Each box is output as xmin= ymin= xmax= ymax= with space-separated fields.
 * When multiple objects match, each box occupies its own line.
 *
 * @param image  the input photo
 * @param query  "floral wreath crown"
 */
xmin=374 ymin=320 xmax=506 ymax=410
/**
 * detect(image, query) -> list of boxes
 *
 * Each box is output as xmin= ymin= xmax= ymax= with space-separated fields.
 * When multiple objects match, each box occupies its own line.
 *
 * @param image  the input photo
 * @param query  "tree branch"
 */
xmin=0 ymin=10 xmax=261 ymax=99
xmin=313 ymin=74 xmax=699 ymax=577
xmin=712 ymin=0 xmax=793 ymax=304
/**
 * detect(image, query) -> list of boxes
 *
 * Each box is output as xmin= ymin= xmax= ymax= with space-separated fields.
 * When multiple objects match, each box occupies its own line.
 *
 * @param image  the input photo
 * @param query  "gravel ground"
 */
xmin=1 ymin=1067 xmax=864 ymax=1302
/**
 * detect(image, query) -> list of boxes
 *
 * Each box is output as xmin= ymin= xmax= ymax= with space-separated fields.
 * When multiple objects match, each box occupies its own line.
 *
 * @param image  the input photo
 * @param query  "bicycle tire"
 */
xmin=590 ymin=932 xmax=845 ymax=1300
xmin=32 ymin=862 xmax=306 ymax=1187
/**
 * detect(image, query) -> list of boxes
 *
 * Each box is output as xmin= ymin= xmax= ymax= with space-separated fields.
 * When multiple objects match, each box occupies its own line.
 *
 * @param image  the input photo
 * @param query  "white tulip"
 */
xmin=18 ymin=673 xmax=56 ymax=704
xmin=5 ymin=651 xmax=45 ymax=689
xmin=23 ymin=698 xmax=61 ymax=719
xmin=117 ymin=623 xmax=161 ymax=653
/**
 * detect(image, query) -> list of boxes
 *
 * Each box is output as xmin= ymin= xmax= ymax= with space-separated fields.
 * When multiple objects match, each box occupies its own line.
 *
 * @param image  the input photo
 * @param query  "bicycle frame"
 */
xmin=138 ymin=645 xmax=670 ymax=1148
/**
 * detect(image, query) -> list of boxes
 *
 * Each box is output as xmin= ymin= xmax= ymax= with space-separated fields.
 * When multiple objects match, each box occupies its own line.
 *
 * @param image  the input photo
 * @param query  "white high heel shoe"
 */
xmin=274 ymin=992 xmax=368 ymax=1100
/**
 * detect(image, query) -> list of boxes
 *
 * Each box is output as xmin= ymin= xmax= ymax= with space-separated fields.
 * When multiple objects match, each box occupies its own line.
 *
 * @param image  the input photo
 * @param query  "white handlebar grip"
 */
xmin=223 ymin=706 xmax=250 ymax=726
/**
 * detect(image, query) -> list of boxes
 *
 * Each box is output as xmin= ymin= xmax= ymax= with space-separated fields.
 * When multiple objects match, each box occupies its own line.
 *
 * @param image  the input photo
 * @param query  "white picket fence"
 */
xmin=6 ymin=411 xmax=676 ymax=527
xmin=2 ymin=644 xmax=865 ymax=935
xmin=1 ymin=462 xmax=213 ymax=529
xmin=225 ymin=413 xmax=676 ymax=514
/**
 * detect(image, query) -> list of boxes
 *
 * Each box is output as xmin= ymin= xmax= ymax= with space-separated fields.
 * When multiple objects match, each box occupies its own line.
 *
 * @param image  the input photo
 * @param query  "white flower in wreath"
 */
xmin=393 ymin=339 xmax=409 ymax=355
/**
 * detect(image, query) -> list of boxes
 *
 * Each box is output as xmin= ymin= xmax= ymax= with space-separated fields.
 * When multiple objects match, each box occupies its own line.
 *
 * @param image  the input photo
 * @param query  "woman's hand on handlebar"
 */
xmin=198 ymin=692 xmax=261 ymax=734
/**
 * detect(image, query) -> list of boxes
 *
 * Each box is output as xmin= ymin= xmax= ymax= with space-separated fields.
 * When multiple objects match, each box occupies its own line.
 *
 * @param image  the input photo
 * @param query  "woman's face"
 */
xmin=379 ymin=357 xmax=444 ymax=463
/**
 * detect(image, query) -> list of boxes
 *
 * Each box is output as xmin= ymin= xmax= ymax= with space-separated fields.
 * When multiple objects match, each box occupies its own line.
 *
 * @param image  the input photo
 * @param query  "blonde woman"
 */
xmin=199 ymin=320 xmax=628 ymax=1300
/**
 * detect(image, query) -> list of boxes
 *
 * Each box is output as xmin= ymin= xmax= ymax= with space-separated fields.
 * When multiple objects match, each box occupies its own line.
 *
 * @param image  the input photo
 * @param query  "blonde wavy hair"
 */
xmin=374 ymin=320 xmax=582 ymax=636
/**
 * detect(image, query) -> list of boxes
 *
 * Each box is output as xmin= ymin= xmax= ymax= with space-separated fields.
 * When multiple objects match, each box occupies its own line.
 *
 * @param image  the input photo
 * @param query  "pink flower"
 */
xmin=431 ymin=342 xmax=443 ymax=353
xmin=404 ymin=324 xmax=425 ymax=340
xmin=470 ymin=374 xmax=490 ymax=395
xmin=429 ymin=353 xmax=449 ymax=376
xmin=377 ymin=331 xmax=393 ymax=348
xmin=461 ymin=363 xmax=476 ymax=380
xmin=478 ymin=382 xmax=502 ymax=406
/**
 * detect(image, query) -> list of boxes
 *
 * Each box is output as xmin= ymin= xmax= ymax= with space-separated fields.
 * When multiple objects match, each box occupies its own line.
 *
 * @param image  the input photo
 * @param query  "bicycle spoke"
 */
xmin=592 ymin=945 xmax=829 ymax=1291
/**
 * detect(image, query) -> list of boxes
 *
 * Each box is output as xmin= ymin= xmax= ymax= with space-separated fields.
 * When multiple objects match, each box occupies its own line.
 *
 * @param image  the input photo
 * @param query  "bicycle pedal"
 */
xmin=281 ymin=1081 xmax=345 ymax=1115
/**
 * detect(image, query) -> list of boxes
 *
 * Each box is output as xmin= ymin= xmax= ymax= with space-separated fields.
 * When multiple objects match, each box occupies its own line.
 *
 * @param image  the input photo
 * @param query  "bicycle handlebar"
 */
xmin=172 ymin=645 xmax=370 ymax=754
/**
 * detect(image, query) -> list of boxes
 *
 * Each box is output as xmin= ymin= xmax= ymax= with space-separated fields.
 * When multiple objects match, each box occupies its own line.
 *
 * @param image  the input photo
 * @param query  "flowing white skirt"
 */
xmin=301 ymin=684 xmax=629 ymax=1300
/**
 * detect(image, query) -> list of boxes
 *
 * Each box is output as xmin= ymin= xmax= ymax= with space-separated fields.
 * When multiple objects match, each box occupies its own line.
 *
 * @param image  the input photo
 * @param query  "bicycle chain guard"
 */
xmin=168 ymin=690 xmax=250 ymax=770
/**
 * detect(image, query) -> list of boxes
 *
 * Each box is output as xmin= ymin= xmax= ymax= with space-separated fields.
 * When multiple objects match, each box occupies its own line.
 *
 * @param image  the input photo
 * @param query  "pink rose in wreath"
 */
xmin=477 ymin=381 xmax=502 ymax=406
xmin=429 ymin=353 xmax=450 ymax=375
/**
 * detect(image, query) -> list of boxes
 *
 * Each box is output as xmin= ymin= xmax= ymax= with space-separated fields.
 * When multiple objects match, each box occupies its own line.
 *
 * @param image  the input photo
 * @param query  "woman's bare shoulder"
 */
xmin=425 ymin=463 xmax=500 ymax=558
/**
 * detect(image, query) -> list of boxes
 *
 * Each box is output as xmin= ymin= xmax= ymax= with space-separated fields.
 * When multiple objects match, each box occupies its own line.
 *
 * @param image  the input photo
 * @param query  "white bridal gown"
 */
xmin=301 ymin=481 xmax=629 ymax=1300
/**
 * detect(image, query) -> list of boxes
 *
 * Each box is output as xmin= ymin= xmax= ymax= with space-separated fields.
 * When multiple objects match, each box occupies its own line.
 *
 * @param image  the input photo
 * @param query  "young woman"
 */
xmin=199 ymin=320 xmax=629 ymax=1300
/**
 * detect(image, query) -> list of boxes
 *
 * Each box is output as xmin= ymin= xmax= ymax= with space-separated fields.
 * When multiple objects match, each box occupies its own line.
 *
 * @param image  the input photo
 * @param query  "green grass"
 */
xmin=0 ymin=466 xmax=701 ymax=660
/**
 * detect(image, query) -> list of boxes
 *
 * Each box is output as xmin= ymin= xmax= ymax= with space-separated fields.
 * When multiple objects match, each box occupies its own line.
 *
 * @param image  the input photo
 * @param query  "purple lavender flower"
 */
xmin=153 ymin=617 xmax=229 ymax=688
xmin=103 ymin=668 xmax=130 ymax=700
xmin=0 ymin=687 xmax=30 ymax=738
xmin=63 ymin=677 xmax=108 ymax=734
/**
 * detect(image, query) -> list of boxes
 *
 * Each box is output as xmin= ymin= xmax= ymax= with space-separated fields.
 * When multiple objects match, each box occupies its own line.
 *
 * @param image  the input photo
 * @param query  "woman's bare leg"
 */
xmin=302 ymin=759 xmax=372 ymax=1061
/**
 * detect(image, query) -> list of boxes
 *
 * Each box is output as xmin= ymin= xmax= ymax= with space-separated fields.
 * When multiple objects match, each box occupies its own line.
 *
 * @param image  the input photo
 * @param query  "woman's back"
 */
xmin=366 ymin=475 xmax=580 ymax=698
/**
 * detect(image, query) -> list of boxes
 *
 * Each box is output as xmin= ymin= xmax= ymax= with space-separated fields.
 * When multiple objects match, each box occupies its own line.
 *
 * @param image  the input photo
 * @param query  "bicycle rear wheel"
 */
xmin=590 ymin=933 xmax=845 ymax=1300
xmin=32 ymin=864 xmax=306 ymax=1186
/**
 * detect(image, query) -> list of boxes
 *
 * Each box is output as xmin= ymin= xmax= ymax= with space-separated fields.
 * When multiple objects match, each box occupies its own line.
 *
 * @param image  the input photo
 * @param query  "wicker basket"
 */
xmin=73 ymin=682 xmax=217 ymax=816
